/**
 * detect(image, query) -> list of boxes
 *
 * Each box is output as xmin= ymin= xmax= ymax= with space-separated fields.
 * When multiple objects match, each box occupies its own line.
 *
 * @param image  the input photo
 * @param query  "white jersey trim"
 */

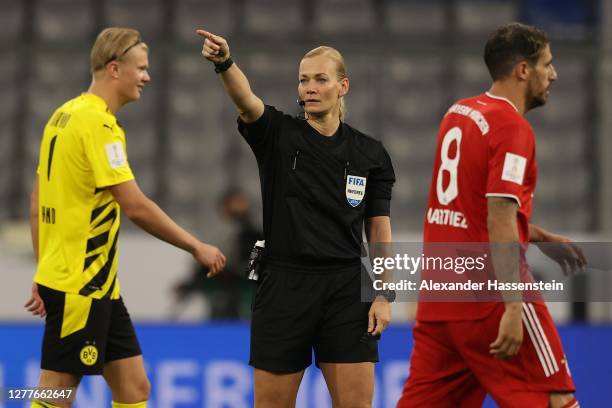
xmin=485 ymin=92 xmax=519 ymax=112
xmin=485 ymin=193 xmax=521 ymax=207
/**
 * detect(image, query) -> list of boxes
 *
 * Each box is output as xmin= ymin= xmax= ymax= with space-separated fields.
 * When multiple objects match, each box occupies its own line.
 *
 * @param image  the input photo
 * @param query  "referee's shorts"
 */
xmin=38 ymin=284 xmax=142 ymax=375
xmin=249 ymin=262 xmax=378 ymax=373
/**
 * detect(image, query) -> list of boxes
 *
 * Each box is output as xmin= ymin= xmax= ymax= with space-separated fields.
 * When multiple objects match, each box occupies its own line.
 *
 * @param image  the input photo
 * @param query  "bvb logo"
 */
xmin=80 ymin=345 xmax=98 ymax=366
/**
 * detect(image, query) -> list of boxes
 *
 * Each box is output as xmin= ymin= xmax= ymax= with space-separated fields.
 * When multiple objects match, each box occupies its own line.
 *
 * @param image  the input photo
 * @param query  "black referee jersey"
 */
xmin=238 ymin=105 xmax=395 ymax=269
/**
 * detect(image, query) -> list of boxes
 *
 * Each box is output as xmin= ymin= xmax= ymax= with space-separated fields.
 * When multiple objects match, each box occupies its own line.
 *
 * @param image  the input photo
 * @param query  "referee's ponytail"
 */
xmin=303 ymin=46 xmax=348 ymax=121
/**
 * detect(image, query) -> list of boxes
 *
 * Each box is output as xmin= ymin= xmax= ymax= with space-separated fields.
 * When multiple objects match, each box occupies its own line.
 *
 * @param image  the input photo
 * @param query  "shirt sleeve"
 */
xmin=365 ymin=142 xmax=396 ymax=218
xmin=237 ymin=105 xmax=284 ymax=160
xmin=82 ymin=120 xmax=135 ymax=188
xmin=486 ymin=123 xmax=534 ymax=207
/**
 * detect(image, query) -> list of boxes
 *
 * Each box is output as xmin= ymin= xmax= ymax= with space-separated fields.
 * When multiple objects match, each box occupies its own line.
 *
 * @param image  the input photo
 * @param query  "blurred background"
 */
xmin=0 ymin=0 xmax=611 ymax=406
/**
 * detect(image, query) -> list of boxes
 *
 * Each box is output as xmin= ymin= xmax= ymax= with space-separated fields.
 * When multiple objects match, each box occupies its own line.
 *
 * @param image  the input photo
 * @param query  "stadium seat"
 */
xmin=537 ymin=87 xmax=586 ymax=125
xmin=384 ymin=56 xmax=446 ymax=84
xmin=381 ymin=122 xmax=438 ymax=164
xmin=0 ymin=82 xmax=17 ymax=124
xmin=104 ymin=0 xmax=164 ymax=40
xmin=245 ymin=53 xmax=297 ymax=80
xmin=383 ymin=89 xmax=446 ymax=123
xmin=455 ymin=0 xmax=517 ymax=35
xmin=244 ymin=52 xmax=297 ymax=109
xmin=174 ymin=0 xmax=235 ymax=44
xmin=537 ymin=164 xmax=588 ymax=197
xmin=314 ymin=0 xmax=376 ymax=34
xmin=35 ymin=0 xmax=94 ymax=43
xmin=243 ymin=0 xmax=302 ymax=35
xmin=457 ymin=56 xmax=491 ymax=87
xmin=384 ymin=0 xmax=446 ymax=35
xmin=381 ymin=56 xmax=448 ymax=123
xmin=0 ymin=1 xmax=23 ymax=42
xmin=536 ymin=126 xmax=585 ymax=163
xmin=172 ymin=54 xmax=210 ymax=83
xmin=31 ymin=51 xmax=89 ymax=87
xmin=0 ymin=49 xmax=19 ymax=81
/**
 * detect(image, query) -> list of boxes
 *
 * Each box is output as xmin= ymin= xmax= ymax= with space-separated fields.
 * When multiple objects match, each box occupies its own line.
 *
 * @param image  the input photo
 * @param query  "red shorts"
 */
xmin=397 ymin=302 xmax=575 ymax=408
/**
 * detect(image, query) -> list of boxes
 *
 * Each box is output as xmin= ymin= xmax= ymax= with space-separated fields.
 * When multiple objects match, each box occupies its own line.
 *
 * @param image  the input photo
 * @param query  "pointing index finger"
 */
xmin=196 ymin=29 xmax=220 ymax=43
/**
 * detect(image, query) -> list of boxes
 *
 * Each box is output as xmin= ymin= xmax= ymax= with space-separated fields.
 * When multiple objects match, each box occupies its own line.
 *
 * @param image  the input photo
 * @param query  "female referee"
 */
xmin=198 ymin=29 xmax=396 ymax=408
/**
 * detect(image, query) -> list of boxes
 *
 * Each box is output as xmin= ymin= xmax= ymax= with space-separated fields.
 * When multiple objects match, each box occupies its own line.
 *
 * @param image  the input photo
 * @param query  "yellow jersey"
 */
xmin=35 ymin=93 xmax=134 ymax=299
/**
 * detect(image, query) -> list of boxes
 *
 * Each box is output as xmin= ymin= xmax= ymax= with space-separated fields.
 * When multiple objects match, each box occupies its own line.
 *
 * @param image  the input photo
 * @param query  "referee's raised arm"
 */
xmin=196 ymin=29 xmax=264 ymax=123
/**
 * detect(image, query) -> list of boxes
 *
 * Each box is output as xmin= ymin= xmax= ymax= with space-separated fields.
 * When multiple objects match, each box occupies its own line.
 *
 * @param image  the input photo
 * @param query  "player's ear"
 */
xmin=515 ymin=61 xmax=530 ymax=81
xmin=107 ymin=61 xmax=120 ymax=79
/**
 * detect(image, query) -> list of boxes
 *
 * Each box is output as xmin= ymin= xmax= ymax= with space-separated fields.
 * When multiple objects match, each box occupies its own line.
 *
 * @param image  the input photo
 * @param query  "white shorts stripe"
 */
xmin=523 ymin=303 xmax=555 ymax=377
xmin=522 ymin=308 xmax=551 ymax=377
xmin=523 ymin=304 xmax=558 ymax=375
xmin=527 ymin=303 xmax=560 ymax=373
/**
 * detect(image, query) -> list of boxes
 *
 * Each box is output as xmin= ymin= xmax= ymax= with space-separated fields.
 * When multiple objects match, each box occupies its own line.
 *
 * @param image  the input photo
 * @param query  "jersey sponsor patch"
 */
xmin=105 ymin=142 xmax=127 ymax=169
xmin=501 ymin=152 xmax=527 ymax=185
xmin=346 ymin=175 xmax=366 ymax=207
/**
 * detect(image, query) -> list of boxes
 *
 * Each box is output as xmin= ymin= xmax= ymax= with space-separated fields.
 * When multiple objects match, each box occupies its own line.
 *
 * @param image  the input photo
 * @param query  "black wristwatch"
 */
xmin=214 ymin=56 xmax=234 ymax=73
xmin=375 ymin=288 xmax=396 ymax=303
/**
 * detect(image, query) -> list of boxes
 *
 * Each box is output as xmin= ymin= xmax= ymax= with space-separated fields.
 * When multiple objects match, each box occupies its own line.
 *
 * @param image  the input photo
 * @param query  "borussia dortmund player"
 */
xmin=25 ymin=27 xmax=226 ymax=408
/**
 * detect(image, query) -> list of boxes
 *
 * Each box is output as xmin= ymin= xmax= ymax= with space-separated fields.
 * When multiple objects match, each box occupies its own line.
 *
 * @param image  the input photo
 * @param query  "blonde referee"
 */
xmin=25 ymin=27 xmax=226 ymax=408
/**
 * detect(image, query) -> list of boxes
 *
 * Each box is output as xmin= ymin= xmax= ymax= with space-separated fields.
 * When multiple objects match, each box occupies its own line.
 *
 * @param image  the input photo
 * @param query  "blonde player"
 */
xmin=26 ymin=27 xmax=226 ymax=408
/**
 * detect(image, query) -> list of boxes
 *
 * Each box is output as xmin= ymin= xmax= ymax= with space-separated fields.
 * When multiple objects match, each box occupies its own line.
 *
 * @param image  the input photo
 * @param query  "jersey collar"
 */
xmin=484 ymin=92 xmax=519 ymax=112
xmin=81 ymin=93 xmax=113 ymax=114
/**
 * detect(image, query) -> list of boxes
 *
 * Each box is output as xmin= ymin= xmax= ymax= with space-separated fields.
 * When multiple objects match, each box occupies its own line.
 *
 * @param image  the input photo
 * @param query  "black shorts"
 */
xmin=249 ymin=263 xmax=378 ymax=373
xmin=38 ymin=284 xmax=141 ymax=375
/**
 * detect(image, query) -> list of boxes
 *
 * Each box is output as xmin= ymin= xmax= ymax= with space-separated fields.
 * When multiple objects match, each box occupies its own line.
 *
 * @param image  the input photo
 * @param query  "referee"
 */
xmin=25 ymin=27 xmax=226 ymax=408
xmin=198 ymin=30 xmax=396 ymax=407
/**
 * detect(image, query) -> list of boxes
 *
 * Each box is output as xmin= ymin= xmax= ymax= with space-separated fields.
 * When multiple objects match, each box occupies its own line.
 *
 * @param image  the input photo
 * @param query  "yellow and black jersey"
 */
xmin=35 ymin=93 xmax=134 ymax=300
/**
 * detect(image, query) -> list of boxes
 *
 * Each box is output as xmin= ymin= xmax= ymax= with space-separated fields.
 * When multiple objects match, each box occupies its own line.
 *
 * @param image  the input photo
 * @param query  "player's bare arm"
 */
xmin=25 ymin=175 xmax=46 ymax=317
xmin=529 ymin=224 xmax=586 ymax=275
xmin=109 ymin=180 xmax=226 ymax=277
xmin=196 ymin=29 xmax=264 ymax=123
xmin=366 ymin=216 xmax=392 ymax=336
xmin=487 ymin=196 xmax=523 ymax=359
xmin=30 ymin=176 xmax=39 ymax=261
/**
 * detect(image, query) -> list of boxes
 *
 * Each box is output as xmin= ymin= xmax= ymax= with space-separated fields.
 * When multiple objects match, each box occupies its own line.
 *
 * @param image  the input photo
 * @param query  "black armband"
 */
xmin=214 ymin=57 xmax=234 ymax=73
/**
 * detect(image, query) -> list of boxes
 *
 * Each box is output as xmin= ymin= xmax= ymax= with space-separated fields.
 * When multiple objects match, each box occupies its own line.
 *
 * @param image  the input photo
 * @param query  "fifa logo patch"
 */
xmin=80 ymin=343 xmax=98 ymax=366
xmin=346 ymin=175 xmax=367 ymax=207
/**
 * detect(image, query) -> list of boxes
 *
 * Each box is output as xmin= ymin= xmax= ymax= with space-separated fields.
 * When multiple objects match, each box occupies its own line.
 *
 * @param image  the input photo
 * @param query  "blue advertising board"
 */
xmin=0 ymin=324 xmax=609 ymax=407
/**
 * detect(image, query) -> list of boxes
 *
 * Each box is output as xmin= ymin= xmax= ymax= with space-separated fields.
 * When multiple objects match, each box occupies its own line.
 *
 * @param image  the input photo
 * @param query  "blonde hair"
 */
xmin=90 ymin=27 xmax=148 ymax=73
xmin=302 ymin=46 xmax=348 ymax=121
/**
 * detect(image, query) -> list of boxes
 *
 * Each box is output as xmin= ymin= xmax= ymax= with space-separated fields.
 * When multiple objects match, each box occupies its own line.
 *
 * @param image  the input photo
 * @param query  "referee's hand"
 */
xmin=24 ymin=282 xmax=46 ymax=318
xmin=193 ymin=242 xmax=226 ymax=278
xmin=196 ymin=29 xmax=230 ymax=65
xmin=368 ymin=297 xmax=392 ymax=337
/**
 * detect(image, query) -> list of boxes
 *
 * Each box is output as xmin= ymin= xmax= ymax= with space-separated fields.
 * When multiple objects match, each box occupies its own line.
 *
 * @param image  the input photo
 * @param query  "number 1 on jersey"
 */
xmin=436 ymin=127 xmax=462 ymax=205
xmin=47 ymin=135 xmax=58 ymax=181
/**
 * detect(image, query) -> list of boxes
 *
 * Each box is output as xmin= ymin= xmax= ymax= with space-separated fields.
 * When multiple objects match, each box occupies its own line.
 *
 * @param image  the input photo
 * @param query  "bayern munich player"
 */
xmin=397 ymin=23 xmax=585 ymax=408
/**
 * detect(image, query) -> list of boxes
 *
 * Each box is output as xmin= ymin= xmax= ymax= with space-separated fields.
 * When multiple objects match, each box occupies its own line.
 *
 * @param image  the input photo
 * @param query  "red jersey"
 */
xmin=418 ymin=92 xmax=538 ymax=321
